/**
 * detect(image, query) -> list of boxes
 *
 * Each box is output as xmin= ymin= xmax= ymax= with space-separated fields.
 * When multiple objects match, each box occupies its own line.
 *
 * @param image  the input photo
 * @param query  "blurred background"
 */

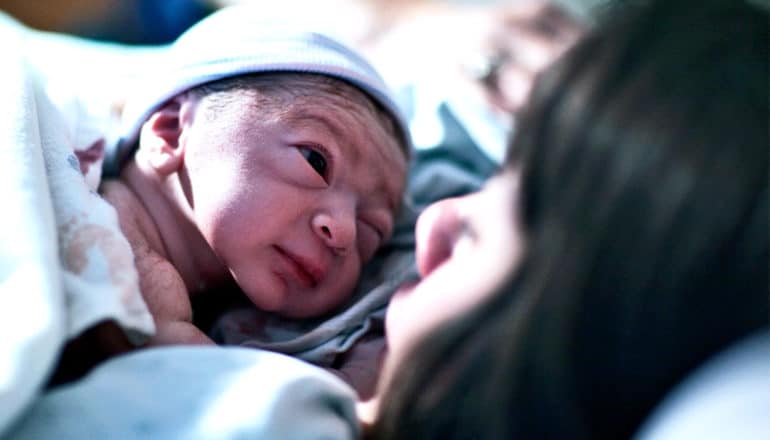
xmin=0 ymin=0 xmax=215 ymax=44
xmin=0 ymin=0 xmax=608 ymax=196
xmin=0 ymin=0 xmax=606 ymax=45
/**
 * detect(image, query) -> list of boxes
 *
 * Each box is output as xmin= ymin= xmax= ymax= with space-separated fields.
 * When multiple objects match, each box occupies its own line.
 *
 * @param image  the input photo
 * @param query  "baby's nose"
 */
xmin=312 ymin=210 xmax=356 ymax=256
xmin=414 ymin=196 xmax=466 ymax=277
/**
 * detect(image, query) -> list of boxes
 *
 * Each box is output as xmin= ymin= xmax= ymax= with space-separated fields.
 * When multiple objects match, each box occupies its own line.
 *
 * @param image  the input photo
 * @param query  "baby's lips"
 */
xmin=287 ymin=248 xmax=328 ymax=286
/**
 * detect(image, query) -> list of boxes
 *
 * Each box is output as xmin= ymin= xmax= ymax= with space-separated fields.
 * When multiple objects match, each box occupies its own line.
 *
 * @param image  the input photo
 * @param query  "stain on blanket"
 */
xmin=62 ymin=219 xmax=136 ymax=305
xmin=73 ymin=138 xmax=105 ymax=175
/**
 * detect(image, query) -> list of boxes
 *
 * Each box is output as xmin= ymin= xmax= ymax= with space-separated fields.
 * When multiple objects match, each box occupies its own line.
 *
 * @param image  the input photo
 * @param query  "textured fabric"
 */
xmin=0 ymin=13 xmax=64 ymax=435
xmin=0 ymin=11 xmax=155 ymax=437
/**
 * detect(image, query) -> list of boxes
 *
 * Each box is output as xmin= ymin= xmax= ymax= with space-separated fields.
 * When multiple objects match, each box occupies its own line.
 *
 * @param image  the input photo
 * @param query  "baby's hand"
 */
xmin=327 ymin=332 xmax=387 ymax=400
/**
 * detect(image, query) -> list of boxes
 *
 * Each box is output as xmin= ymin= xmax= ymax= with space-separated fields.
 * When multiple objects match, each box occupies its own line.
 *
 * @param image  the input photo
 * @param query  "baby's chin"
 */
xmin=236 ymin=264 xmax=359 ymax=318
xmin=235 ymin=274 xmax=287 ymax=313
xmin=235 ymin=271 xmax=310 ymax=317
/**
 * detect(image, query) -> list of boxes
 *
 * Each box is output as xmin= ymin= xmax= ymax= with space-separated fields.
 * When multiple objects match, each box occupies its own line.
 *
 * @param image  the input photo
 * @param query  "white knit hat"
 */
xmin=108 ymin=4 xmax=410 ymax=172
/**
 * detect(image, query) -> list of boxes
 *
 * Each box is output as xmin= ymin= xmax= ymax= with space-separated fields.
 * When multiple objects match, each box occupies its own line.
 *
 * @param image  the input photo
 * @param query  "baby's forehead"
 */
xmin=282 ymin=97 xmax=404 ymax=158
xmin=280 ymin=85 xmax=385 ymax=127
xmin=193 ymin=73 xmax=409 ymax=164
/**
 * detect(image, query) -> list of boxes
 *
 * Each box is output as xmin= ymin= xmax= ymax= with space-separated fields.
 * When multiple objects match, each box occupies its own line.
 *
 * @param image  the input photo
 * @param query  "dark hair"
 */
xmin=187 ymin=72 xmax=409 ymax=159
xmin=373 ymin=1 xmax=768 ymax=439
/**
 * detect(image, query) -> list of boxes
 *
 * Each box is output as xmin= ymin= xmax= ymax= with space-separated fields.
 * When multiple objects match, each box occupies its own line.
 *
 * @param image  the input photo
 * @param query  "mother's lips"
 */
xmin=273 ymin=246 xmax=326 ymax=287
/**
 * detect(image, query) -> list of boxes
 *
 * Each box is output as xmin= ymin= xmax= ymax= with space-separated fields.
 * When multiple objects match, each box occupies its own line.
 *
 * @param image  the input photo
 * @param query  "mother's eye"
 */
xmin=299 ymin=146 xmax=328 ymax=178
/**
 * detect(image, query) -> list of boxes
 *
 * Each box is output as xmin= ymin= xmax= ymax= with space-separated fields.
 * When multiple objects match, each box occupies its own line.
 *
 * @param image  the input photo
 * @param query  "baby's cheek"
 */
xmin=357 ymin=232 xmax=380 ymax=264
xmin=330 ymin=258 xmax=361 ymax=304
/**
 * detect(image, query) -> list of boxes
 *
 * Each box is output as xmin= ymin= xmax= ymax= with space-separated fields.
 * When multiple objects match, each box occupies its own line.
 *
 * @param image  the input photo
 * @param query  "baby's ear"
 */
xmin=139 ymin=96 xmax=187 ymax=176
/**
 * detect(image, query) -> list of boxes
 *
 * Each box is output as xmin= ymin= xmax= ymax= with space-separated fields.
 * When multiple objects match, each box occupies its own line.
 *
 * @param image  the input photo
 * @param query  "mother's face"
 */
xmin=385 ymin=170 xmax=523 ymax=362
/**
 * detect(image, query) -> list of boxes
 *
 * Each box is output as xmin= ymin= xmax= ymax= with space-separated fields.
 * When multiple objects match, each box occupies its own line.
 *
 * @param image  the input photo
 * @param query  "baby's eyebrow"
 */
xmin=285 ymin=112 xmax=346 ymax=142
xmin=285 ymin=111 xmax=365 ymax=163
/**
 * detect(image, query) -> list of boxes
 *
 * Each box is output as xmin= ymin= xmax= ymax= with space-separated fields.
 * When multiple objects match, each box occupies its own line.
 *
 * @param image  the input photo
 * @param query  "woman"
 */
xmin=369 ymin=0 xmax=768 ymax=438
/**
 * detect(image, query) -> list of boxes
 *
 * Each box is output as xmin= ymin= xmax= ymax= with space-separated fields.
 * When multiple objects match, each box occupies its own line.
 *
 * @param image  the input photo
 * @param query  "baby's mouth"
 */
xmin=274 ymin=245 xmax=324 ymax=287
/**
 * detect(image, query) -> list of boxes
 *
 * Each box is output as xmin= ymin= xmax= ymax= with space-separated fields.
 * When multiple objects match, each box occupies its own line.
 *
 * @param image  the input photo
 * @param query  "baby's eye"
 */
xmin=299 ymin=146 xmax=328 ymax=178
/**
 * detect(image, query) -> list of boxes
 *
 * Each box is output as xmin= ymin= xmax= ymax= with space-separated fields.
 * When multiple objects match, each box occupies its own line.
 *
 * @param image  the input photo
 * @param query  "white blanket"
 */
xmin=0 ymin=13 xmax=155 ymax=434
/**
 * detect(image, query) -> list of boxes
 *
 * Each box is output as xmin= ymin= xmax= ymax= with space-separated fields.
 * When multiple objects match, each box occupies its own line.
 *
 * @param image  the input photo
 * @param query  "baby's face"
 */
xmin=181 ymin=92 xmax=407 ymax=318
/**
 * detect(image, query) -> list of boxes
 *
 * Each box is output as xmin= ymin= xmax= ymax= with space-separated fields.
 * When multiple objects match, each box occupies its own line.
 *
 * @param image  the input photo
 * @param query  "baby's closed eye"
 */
xmin=357 ymin=219 xmax=384 ymax=262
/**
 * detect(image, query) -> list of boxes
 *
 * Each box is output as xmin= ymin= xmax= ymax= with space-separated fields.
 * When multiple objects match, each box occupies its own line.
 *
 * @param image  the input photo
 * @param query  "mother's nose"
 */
xmin=311 ymin=210 xmax=356 ymax=256
xmin=414 ymin=196 xmax=466 ymax=277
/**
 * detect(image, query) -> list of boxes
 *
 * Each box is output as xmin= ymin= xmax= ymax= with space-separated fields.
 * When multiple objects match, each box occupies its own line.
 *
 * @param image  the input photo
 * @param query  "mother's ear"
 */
xmin=139 ymin=96 xmax=188 ymax=176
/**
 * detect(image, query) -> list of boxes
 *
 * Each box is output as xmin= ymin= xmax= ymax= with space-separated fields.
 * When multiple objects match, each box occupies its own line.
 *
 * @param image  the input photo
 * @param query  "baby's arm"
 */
xmin=132 ymin=249 xmax=214 ymax=346
xmin=101 ymin=180 xmax=213 ymax=346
